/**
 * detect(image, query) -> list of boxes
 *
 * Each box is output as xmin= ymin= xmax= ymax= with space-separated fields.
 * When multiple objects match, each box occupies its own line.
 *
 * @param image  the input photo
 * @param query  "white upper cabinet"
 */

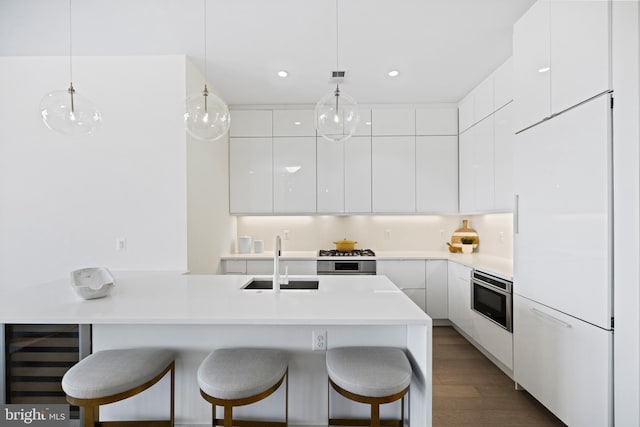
xmin=416 ymin=136 xmax=458 ymax=213
xmin=493 ymin=103 xmax=515 ymax=211
xmin=229 ymin=138 xmax=273 ymax=213
xmin=372 ymin=136 xmax=416 ymax=212
xmin=230 ymin=110 xmax=272 ymax=137
xmin=317 ymin=139 xmax=345 ymax=213
xmin=458 ymin=94 xmax=475 ymax=133
xmin=459 ymin=116 xmax=495 ymax=213
xmin=273 ymin=109 xmax=316 ymax=136
xmin=415 ymin=107 xmax=458 ymax=136
xmin=513 ymin=0 xmax=551 ymax=132
xmin=354 ymin=109 xmax=372 ymax=136
xmin=549 ymin=0 xmax=610 ymax=114
xmin=273 ymin=137 xmax=316 ymax=213
xmin=474 ymin=76 xmax=495 ymax=123
xmin=344 ymin=137 xmax=372 ymax=213
xmin=371 ymin=109 xmax=415 ymax=136
xmin=493 ymin=57 xmax=513 ymax=111
xmin=514 ymin=0 xmax=611 ymax=131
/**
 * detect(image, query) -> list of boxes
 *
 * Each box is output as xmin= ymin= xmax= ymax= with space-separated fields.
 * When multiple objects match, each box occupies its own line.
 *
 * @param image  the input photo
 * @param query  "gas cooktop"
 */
xmin=318 ymin=249 xmax=376 ymax=257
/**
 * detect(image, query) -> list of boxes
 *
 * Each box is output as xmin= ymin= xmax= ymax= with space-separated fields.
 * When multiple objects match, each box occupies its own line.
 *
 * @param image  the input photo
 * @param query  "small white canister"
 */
xmin=238 ymin=236 xmax=252 ymax=254
xmin=254 ymin=240 xmax=264 ymax=254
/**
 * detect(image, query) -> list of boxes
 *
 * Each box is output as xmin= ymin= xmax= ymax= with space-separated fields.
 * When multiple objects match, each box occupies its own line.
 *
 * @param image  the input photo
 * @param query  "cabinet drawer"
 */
xmin=514 ymin=295 xmax=612 ymax=426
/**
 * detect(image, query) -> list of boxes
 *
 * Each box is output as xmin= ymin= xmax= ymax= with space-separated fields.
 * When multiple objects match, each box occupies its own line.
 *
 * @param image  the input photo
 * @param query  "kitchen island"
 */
xmin=0 ymin=272 xmax=432 ymax=427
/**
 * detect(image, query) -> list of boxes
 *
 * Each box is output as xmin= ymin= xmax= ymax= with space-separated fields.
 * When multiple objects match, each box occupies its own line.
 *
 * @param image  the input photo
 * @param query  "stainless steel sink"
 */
xmin=243 ymin=279 xmax=319 ymax=290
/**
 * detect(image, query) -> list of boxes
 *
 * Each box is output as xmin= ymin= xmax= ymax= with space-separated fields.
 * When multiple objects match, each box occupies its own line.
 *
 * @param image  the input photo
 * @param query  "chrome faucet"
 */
xmin=273 ymin=235 xmax=281 ymax=292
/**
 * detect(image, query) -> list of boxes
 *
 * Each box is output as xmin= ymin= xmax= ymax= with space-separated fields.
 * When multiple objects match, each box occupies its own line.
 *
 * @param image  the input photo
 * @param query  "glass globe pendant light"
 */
xmin=315 ymin=0 xmax=360 ymax=142
xmin=40 ymin=0 xmax=102 ymax=136
xmin=184 ymin=0 xmax=230 ymax=141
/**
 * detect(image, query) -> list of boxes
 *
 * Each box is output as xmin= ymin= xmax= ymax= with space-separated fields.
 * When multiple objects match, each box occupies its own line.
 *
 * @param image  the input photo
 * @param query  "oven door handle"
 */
xmin=472 ymin=280 xmax=510 ymax=296
xmin=531 ymin=308 xmax=573 ymax=329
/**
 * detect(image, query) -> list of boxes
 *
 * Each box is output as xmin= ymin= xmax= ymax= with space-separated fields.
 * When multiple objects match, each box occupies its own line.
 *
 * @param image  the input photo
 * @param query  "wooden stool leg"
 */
xmin=285 ymin=370 xmax=289 ymax=427
xmin=82 ymin=406 xmax=97 ymax=427
xmin=371 ymin=402 xmax=380 ymax=427
xmin=212 ymin=404 xmax=216 ymax=426
xmin=170 ymin=362 xmax=175 ymax=427
xmin=224 ymin=405 xmax=233 ymax=427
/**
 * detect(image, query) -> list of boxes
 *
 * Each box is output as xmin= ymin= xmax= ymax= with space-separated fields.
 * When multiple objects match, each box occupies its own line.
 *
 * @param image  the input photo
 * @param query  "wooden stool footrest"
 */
xmin=214 ymin=419 xmax=287 ymax=427
xmin=329 ymin=418 xmax=402 ymax=427
xmin=97 ymin=421 xmax=172 ymax=427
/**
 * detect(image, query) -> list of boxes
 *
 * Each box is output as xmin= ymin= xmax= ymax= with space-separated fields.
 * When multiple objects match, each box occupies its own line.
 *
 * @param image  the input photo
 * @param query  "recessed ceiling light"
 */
xmin=277 ymin=70 xmax=289 ymax=78
xmin=294 ymin=121 xmax=302 ymax=126
xmin=538 ymin=67 xmax=550 ymax=73
xmin=388 ymin=70 xmax=400 ymax=77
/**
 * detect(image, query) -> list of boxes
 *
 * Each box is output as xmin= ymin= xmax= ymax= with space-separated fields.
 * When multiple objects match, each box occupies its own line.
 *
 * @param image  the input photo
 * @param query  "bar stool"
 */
xmin=326 ymin=347 xmax=412 ymax=427
xmin=197 ymin=348 xmax=288 ymax=427
xmin=62 ymin=348 xmax=175 ymax=427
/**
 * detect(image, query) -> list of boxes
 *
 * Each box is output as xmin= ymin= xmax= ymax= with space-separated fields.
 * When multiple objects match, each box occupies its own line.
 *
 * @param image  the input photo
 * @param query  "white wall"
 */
xmin=0 ymin=56 xmax=189 ymax=288
xmin=236 ymin=214 xmax=513 ymax=258
xmin=612 ymin=1 xmax=640 ymax=425
xmin=185 ymin=59 xmax=236 ymax=274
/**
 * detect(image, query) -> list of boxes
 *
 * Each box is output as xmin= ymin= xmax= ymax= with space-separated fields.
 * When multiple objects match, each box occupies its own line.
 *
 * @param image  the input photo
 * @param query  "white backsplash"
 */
xmin=236 ymin=214 xmax=513 ymax=259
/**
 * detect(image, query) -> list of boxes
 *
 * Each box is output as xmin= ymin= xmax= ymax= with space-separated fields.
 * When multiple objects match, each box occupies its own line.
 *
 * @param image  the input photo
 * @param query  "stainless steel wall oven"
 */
xmin=471 ymin=270 xmax=513 ymax=332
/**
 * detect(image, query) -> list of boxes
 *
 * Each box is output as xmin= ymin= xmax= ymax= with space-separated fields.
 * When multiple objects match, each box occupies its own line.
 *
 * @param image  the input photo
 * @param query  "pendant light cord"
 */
xmin=203 ymin=0 xmax=208 ymax=78
xmin=335 ymin=0 xmax=339 ymax=71
xmin=68 ymin=0 xmax=73 ymax=84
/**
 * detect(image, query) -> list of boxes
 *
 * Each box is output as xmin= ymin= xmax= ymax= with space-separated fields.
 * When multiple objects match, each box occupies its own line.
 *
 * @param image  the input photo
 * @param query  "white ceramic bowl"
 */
xmin=71 ymin=267 xmax=115 ymax=300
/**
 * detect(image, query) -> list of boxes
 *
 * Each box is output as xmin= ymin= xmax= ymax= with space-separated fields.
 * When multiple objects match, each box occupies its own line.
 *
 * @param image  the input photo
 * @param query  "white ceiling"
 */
xmin=0 ymin=0 xmax=535 ymax=106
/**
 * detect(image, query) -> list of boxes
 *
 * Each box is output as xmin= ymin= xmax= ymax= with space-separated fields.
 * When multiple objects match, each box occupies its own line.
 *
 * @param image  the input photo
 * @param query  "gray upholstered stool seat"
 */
xmin=62 ymin=348 xmax=175 ymax=427
xmin=197 ymin=348 xmax=288 ymax=427
xmin=326 ymin=347 xmax=412 ymax=427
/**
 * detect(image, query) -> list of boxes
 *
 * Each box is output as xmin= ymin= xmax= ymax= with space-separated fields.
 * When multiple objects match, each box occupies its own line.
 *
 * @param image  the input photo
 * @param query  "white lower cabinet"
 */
xmin=426 ymin=260 xmax=448 ymax=319
xmin=377 ymin=260 xmax=426 ymax=312
xmin=222 ymin=260 xmax=316 ymax=275
xmin=472 ymin=311 xmax=513 ymax=370
xmin=447 ymin=262 xmax=474 ymax=338
xmin=514 ymin=294 xmax=612 ymax=427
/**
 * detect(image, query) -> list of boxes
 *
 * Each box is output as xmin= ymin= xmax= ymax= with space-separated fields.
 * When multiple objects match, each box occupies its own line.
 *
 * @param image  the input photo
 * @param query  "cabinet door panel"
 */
xmin=493 ymin=103 xmax=515 ymax=211
xmin=514 ymin=295 xmax=612 ymax=426
xmin=494 ymin=57 xmax=513 ymax=111
xmin=230 ymin=110 xmax=272 ymax=137
xmin=514 ymin=95 xmax=611 ymax=328
xmin=371 ymin=109 xmax=415 ymax=136
xmin=345 ymin=136 xmax=372 ymax=213
xmin=474 ymin=76 xmax=495 ymax=123
xmin=403 ymin=288 xmax=426 ymax=312
xmin=273 ymin=137 xmax=316 ymax=213
xmin=416 ymin=136 xmax=458 ymax=213
xmin=372 ymin=136 xmax=416 ymax=212
xmin=229 ymin=138 xmax=273 ymax=213
xmin=447 ymin=262 xmax=474 ymax=337
xmin=426 ymin=260 xmax=448 ymax=319
xmin=273 ymin=110 xmax=316 ymax=136
xmin=458 ymin=128 xmax=475 ymax=213
xmin=472 ymin=117 xmax=495 ymax=212
xmin=317 ymin=139 xmax=344 ymax=213
xmin=415 ymin=107 xmax=458 ymax=136
xmin=377 ymin=260 xmax=426 ymax=290
xmin=472 ymin=311 xmax=513 ymax=369
xmin=513 ymin=0 xmax=551 ymax=131
xmin=550 ymin=0 xmax=610 ymax=114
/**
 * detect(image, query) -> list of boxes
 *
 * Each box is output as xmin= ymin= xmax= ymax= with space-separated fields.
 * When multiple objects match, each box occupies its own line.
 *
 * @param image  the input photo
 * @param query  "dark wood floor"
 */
xmin=432 ymin=326 xmax=566 ymax=427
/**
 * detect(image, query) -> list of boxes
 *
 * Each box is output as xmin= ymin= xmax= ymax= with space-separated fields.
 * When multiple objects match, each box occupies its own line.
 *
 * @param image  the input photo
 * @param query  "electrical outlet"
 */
xmin=312 ymin=330 xmax=327 ymax=351
xmin=283 ymin=230 xmax=290 ymax=240
xmin=499 ymin=231 xmax=505 ymax=243
xmin=116 ymin=238 xmax=127 ymax=251
xmin=384 ymin=229 xmax=391 ymax=240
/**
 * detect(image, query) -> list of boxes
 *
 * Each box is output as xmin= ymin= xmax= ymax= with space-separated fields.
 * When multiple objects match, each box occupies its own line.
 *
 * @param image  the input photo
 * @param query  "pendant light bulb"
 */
xmin=184 ymin=84 xmax=231 ymax=141
xmin=315 ymin=83 xmax=360 ymax=142
xmin=40 ymin=83 xmax=102 ymax=136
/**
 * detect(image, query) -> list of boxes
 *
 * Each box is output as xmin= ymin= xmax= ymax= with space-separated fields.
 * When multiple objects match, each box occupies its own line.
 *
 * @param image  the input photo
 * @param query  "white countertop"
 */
xmin=0 ymin=271 xmax=430 ymax=326
xmin=222 ymin=251 xmax=513 ymax=279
